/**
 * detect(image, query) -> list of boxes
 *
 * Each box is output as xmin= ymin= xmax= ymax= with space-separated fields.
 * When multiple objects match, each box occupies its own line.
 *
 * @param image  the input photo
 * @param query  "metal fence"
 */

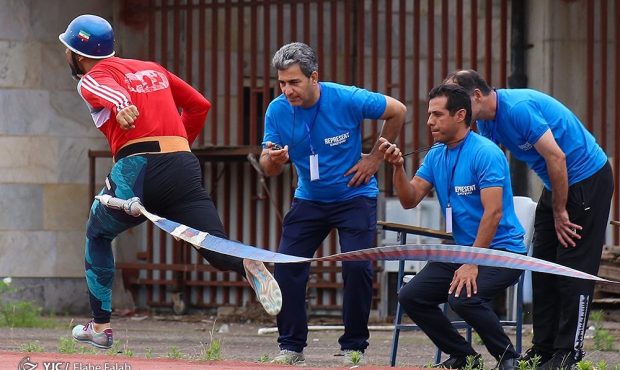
xmin=107 ymin=0 xmax=620 ymax=312
xmin=109 ymin=0 xmax=512 ymax=313
xmin=584 ymin=0 xmax=620 ymax=243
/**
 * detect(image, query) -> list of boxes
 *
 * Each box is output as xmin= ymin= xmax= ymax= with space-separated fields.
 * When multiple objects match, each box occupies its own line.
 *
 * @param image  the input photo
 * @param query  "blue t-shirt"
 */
xmin=416 ymin=132 xmax=526 ymax=253
xmin=263 ymin=82 xmax=387 ymax=202
xmin=477 ymin=89 xmax=608 ymax=189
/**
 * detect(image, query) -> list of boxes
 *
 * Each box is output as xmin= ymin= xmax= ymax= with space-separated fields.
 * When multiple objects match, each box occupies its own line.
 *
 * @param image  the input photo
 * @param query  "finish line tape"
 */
xmin=96 ymin=195 xmax=618 ymax=284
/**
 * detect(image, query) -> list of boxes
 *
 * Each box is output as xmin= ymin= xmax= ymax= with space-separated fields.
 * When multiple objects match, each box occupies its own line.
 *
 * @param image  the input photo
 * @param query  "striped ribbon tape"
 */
xmin=97 ymin=195 xmax=619 ymax=284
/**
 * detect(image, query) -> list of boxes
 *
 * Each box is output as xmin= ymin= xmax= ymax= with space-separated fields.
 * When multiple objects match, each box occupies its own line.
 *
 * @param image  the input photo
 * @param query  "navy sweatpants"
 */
xmin=398 ymin=262 xmax=522 ymax=360
xmin=275 ymin=197 xmax=375 ymax=353
xmin=86 ymin=152 xmax=245 ymax=323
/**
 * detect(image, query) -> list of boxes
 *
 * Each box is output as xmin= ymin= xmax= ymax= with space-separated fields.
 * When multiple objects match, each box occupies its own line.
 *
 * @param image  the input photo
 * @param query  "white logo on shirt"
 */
xmin=324 ymin=132 xmax=350 ymax=146
xmin=125 ymin=70 xmax=169 ymax=93
xmin=518 ymin=142 xmax=533 ymax=151
xmin=454 ymin=184 xmax=477 ymax=196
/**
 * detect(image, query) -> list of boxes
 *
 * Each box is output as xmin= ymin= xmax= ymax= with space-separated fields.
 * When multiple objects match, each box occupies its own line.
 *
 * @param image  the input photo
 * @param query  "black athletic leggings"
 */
xmin=85 ymin=152 xmax=244 ymax=323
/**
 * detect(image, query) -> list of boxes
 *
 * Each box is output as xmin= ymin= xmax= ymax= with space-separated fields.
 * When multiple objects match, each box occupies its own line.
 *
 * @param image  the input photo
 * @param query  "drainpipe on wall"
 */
xmin=508 ymin=0 xmax=530 ymax=196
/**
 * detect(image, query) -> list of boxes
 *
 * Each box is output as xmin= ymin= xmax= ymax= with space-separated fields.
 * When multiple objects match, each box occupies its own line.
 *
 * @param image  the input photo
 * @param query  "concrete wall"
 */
xmin=527 ymin=0 xmax=589 ymax=123
xmin=0 ymin=0 xmax=115 ymax=313
xmin=519 ymin=1 xmax=595 ymax=200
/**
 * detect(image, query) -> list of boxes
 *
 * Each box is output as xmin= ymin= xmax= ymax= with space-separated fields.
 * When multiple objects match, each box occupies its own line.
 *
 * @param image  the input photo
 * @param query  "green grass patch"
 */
xmin=20 ymin=341 xmax=45 ymax=352
xmin=576 ymin=360 xmax=595 ymax=370
xmin=58 ymin=336 xmax=78 ymax=354
xmin=590 ymin=310 xmax=617 ymax=351
xmin=517 ymin=354 xmax=542 ymax=370
xmin=123 ymin=347 xmax=134 ymax=357
xmin=347 ymin=350 xmax=363 ymax=365
xmin=167 ymin=346 xmax=183 ymax=359
xmin=57 ymin=336 xmax=99 ymax=354
xmin=0 ymin=278 xmax=60 ymax=329
xmin=463 ymin=355 xmax=483 ymax=370
xmin=199 ymin=339 xmax=221 ymax=361
xmin=0 ymin=301 xmax=51 ymax=328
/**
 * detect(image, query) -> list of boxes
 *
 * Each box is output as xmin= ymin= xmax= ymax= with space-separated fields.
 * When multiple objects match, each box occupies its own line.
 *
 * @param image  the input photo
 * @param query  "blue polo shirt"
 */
xmin=477 ymin=89 xmax=608 ymax=189
xmin=262 ymin=82 xmax=387 ymax=202
xmin=416 ymin=132 xmax=526 ymax=253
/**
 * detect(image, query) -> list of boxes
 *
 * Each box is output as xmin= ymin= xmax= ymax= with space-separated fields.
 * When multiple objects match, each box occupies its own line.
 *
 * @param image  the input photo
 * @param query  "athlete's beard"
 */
xmin=69 ymin=51 xmax=84 ymax=81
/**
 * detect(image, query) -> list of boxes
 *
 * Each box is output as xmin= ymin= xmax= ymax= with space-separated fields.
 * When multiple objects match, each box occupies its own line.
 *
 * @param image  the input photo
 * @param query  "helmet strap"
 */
xmin=69 ymin=51 xmax=85 ymax=81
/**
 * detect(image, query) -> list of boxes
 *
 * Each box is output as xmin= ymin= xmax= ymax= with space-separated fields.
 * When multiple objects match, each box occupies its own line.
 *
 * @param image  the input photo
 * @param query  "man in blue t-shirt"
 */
xmin=446 ymin=69 xmax=613 ymax=369
xmin=380 ymin=84 xmax=525 ymax=370
xmin=259 ymin=42 xmax=406 ymax=366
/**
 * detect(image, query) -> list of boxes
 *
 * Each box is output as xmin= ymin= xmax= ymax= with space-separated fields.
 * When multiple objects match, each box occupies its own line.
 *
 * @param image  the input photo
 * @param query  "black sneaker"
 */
xmin=520 ymin=347 xmax=553 ymax=367
xmin=433 ymin=354 xmax=483 ymax=369
xmin=539 ymin=350 xmax=583 ymax=370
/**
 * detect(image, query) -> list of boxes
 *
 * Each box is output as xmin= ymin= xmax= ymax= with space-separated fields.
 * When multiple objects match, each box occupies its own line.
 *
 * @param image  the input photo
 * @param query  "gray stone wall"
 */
xmin=0 ymin=1 xmax=115 ymax=312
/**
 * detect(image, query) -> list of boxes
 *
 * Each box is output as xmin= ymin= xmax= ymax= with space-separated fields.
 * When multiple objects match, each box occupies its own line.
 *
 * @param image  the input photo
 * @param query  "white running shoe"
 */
xmin=243 ymin=259 xmax=282 ymax=315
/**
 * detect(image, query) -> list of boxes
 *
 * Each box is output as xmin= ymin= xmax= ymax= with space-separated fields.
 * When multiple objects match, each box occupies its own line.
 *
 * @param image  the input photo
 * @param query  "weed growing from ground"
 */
xmin=57 ymin=336 xmax=77 ymax=354
xmin=348 ymin=350 xmax=363 ymax=365
xmin=517 ymin=354 xmax=541 ymax=370
xmin=167 ymin=346 xmax=183 ymax=359
xmin=590 ymin=310 xmax=616 ymax=351
xmin=199 ymin=321 xmax=222 ymax=360
xmin=463 ymin=355 xmax=483 ymax=370
xmin=0 ymin=301 xmax=46 ymax=328
xmin=517 ymin=357 xmax=541 ymax=370
xmin=576 ymin=360 xmax=595 ymax=370
xmin=20 ymin=341 xmax=44 ymax=352
xmin=205 ymin=339 xmax=221 ymax=360
xmin=0 ymin=278 xmax=57 ymax=329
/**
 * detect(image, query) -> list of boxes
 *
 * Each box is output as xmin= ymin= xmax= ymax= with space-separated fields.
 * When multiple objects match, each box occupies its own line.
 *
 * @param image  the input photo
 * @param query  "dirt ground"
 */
xmin=0 ymin=313 xmax=619 ymax=369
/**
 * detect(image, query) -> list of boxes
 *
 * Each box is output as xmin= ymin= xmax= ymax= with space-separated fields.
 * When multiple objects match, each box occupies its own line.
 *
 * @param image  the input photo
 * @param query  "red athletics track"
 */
xmin=3 ymin=352 xmax=429 ymax=370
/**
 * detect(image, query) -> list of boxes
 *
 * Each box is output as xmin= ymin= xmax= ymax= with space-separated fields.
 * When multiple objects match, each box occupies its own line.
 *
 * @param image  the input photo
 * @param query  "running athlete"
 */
xmin=59 ymin=14 xmax=282 ymax=349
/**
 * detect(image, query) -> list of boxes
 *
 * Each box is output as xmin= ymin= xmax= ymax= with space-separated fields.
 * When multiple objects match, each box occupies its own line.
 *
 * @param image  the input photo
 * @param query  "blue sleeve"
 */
xmin=509 ymin=101 xmax=549 ymax=145
xmin=349 ymin=86 xmax=387 ymax=121
xmin=261 ymin=105 xmax=282 ymax=147
xmin=415 ymin=150 xmax=436 ymax=186
xmin=474 ymin=145 xmax=507 ymax=189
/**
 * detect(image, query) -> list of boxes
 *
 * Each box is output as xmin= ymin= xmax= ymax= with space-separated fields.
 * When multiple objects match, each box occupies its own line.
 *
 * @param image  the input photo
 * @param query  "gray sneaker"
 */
xmin=243 ymin=259 xmax=282 ymax=315
xmin=271 ymin=349 xmax=305 ymax=365
xmin=339 ymin=350 xmax=365 ymax=365
xmin=72 ymin=320 xmax=113 ymax=349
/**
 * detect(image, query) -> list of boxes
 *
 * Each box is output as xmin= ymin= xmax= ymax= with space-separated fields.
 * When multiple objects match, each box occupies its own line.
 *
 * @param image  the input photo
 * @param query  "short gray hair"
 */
xmin=272 ymin=42 xmax=318 ymax=77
